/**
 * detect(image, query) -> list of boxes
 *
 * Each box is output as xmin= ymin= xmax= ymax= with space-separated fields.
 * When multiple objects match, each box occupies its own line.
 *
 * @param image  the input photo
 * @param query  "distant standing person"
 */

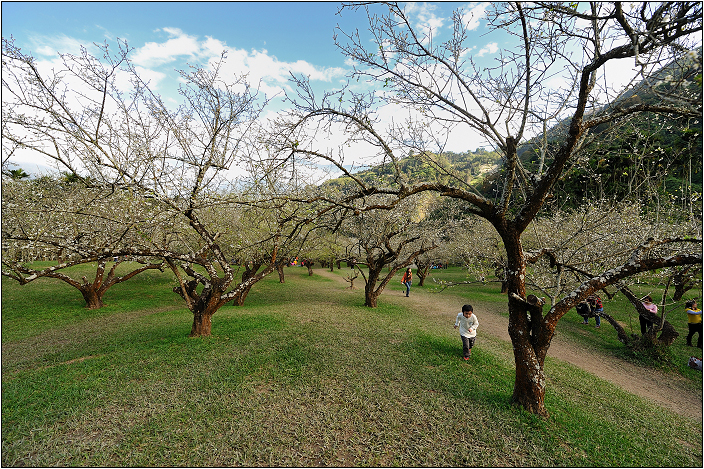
xmin=587 ymin=294 xmax=603 ymax=329
xmin=454 ymin=304 xmax=479 ymax=360
xmin=401 ymin=268 xmax=413 ymax=297
xmin=640 ymin=295 xmax=657 ymax=334
xmin=685 ymin=300 xmax=702 ymax=348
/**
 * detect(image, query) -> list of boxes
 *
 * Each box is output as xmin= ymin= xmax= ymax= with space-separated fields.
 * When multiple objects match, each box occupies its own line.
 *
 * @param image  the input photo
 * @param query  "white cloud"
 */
xmin=24 ymin=27 xmax=349 ymax=110
xmin=30 ymin=34 xmax=96 ymax=57
xmin=405 ymin=3 xmax=444 ymax=43
xmin=216 ymin=47 xmax=346 ymax=100
xmin=476 ymin=42 xmax=498 ymax=57
xmin=131 ymin=27 xmax=203 ymax=67
xmin=460 ymin=45 xmax=477 ymax=59
xmin=462 ymin=3 xmax=487 ymax=31
xmin=6 ymin=27 xmax=355 ymax=174
xmin=202 ymin=36 xmax=228 ymax=57
xmin=129 ymin=66 xmax=167 ymax=90
xmin=125 ymin=28 xmax=346 ymax=100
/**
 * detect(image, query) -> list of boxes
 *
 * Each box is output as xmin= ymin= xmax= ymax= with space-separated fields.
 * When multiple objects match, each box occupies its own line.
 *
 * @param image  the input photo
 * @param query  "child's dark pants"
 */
xmin=461 ymin=336 xmax=476 ymax=358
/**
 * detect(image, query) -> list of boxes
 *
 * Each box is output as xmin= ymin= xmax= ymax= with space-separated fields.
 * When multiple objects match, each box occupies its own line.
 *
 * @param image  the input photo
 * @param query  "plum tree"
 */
xmin=282 ymin=2 xmax=702 ymax=415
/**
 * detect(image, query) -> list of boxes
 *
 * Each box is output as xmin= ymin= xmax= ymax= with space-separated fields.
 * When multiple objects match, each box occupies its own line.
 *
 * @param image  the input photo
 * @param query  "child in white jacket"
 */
xmin=454 ymin=304 xmax=479 ymax=360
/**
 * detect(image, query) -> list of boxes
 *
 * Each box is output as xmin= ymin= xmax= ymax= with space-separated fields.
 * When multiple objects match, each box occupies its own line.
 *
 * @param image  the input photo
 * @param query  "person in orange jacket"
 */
xmin=401 ymin=268 xmax=412 ymax=297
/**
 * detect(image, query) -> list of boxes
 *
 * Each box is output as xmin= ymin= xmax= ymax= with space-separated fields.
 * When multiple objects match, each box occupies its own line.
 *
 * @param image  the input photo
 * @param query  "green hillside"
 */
xmin=323 ymin=50 xmax=702 ymax=214
xmin=321 ymin=148 xmax=502 ymax=191
xmin=511 ymin=48 xmax=703 ymax=210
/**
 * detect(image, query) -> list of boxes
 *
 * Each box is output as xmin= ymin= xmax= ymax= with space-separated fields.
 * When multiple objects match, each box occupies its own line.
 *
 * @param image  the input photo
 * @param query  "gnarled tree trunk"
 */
xmin=415 ymin=258 xmax=432 ymax=286
xmin=275 ymin=258 xmax=287 ymax=283
xmin=233 ymin=261 xmax=264 ymax=306
xmin=190 ymin=301 xmax=218 ymax=337
xmin=232 ymin=286 xmax=253 ymax=307
xmin=302 ymin=259 xmax=314 ymax=276
xmin=503 ymin=231 xmax=554 ymax=417
xmin=80 ymin=285 xmax=105 ymax=309
xmin=172 ymin=277 xmax=228 ymax=337
xmin=189 ymin=285 xmax=232 ymax=337
xmin=364 ymin=268 xmax=382 ymax=307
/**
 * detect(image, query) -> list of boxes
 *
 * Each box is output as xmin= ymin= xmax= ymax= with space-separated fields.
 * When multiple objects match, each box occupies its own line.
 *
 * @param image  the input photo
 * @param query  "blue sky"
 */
xmin=1 ymin=2 xmax=499 ymax=99
xmin=6 ymin=2 xmax=686 ymax=177
xmin=3 ymin=2 xmax=495 ymax=97
xmin=2 ymin=2 xmax=501 ymax=174
xmin=3 ymin=2 xmax=349 ymax=65
xmin=3 ymin=2 xmax=360 ymax=101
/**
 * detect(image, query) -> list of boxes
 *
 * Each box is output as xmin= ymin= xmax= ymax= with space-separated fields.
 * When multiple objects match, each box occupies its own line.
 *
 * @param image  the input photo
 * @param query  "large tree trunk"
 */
xmin=276 ymin=261 xmax=286 ymax=283
xmin=302 ymin=260 xmax=314 ymax=276
xmin=364 ymin=290 xmax=380 ymax=307
xmin=508 ymin=295 xmax=550 ymax=417
xmin=364 ymin=269 xmax=382 ymax=307
xmin=415 ymin=259 xmax=431 ymax=286
xmin=190 ymin=308 xmax=214 ymax=337
xmin=184 ymin=282 xmax=228 ymax=337
xmin=172 ymin=277 xmax=226 ymax=337
xmin=189 ymin=298 xmax=223 ymax=337
xmin=503 ymin=230 xmax=552 ymax=417
xmin=80 ymin=286 xmax=105 ymax=309
xmin=511 ymin=347 xmax=548 ymax=416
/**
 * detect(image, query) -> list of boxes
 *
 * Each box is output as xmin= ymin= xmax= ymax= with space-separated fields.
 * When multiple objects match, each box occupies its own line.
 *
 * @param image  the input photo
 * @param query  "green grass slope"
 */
xmin=2 ymin=265 xmax=701 ymax=466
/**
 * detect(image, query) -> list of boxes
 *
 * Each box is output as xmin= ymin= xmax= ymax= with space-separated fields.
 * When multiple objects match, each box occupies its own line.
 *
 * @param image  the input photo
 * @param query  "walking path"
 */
xmin=319 ymin=269 xmax=702 ymax=421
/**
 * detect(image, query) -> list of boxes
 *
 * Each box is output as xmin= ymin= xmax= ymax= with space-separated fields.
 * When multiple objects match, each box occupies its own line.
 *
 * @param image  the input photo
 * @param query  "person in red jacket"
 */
xmin=401 ymin=268 xmax=412 ymax=297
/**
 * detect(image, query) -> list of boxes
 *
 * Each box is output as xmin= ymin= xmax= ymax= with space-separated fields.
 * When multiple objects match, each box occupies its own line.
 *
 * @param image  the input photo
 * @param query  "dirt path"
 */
xmin=319 ymin=270 xmax=702 ymax=421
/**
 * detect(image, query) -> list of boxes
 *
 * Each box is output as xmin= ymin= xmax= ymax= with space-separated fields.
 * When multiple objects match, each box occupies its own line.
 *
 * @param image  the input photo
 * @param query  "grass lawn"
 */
xmin=2 ymin=263 xmax=702 ymax=466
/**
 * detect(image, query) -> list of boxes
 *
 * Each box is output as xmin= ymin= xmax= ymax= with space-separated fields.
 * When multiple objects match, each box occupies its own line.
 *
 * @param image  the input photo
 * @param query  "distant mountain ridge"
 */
xmin=323 ymin=49 xmax=701 ymax=213
xmin=321 ymin=148 xmax=503 ymax=191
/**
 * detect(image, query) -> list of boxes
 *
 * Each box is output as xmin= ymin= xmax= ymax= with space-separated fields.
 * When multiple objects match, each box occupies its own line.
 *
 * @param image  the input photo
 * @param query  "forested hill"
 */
xmin=323 ymin=49 xmax=701 ymax=213
xmin=507 ymin=47 xmax=703 ymax=209
xmin=321 ymin=148 xmax=502 ymax=190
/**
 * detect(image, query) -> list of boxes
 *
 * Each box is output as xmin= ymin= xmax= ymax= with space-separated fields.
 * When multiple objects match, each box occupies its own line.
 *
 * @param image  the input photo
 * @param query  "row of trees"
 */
xmin=1 ymin=172 xmax=440 ymax=323
xmin=2 ymin=2 xmax=702 ymax=417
